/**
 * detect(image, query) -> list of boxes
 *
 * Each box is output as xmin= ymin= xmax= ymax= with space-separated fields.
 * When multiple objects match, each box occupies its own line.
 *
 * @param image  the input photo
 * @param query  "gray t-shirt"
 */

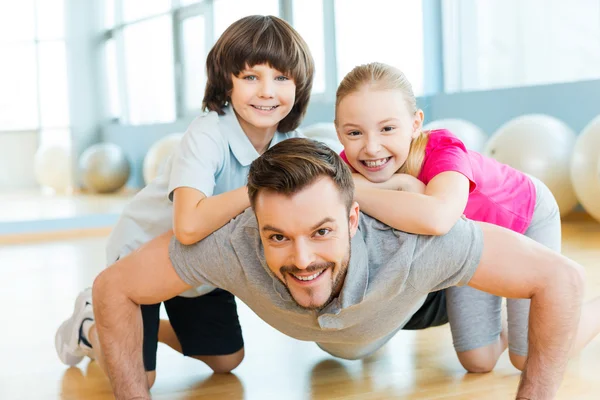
xmin=169 ymin=209 xmax=483 ymax=355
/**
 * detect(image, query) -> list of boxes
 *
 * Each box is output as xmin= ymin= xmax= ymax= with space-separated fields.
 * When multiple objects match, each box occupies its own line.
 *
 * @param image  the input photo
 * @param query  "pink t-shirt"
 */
xmin=340 ymin=129 xmax=536 ymax=234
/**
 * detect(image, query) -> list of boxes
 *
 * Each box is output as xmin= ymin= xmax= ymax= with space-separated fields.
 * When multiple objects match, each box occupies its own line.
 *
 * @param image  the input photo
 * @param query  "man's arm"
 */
xmin=92 ymin=232 xmax=192 ymax=400
xmin=469 ymin=222 xmax=585 ymax=400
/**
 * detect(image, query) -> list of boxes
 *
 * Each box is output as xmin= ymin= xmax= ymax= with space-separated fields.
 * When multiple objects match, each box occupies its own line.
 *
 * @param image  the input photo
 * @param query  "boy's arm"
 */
xmin=173 ymin=186 xmax=249 ymax=245
xmin=469 ymin=222 xmax=585 ymax=399
xmin=93 ymin=232 xmax=192 ymax=400
xmin=354 ymin=171 xmax=470 ymax=235
xmin=168 ymin=125 xmax=250 ymax=245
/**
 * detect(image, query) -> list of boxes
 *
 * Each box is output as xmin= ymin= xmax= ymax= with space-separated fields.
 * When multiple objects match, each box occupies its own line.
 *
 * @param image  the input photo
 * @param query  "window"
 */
xmin=104 ymin=39 xmax=121 ymax=120
xmin=122 ymin=0 xmax=171 ymax=23
xmin=0 ymin=44 xmax=38 ymax=130
xmin=443 ymin=0 xmax=600 ymax=92
xmin=182 ymin=15 xmax=207 ymax=112
xmin=123 ymin=16 xmax=176 ymax=124
xmin=292 ymin=0 xmax=326 ymax=94
xmin=213 ymin=0 xmax=279 ymax=39
xmin=0 ymin=0 xmax=70 ymax=144
xmin=334 ymin=0 xmax=424 ymax=95
xmin=0 ymin=0 xmax=35 ymax=41
xmin=103 ymin=0 xmax=283 ymax=122
xmin=38 ymin=41 xmax=70 ymax=127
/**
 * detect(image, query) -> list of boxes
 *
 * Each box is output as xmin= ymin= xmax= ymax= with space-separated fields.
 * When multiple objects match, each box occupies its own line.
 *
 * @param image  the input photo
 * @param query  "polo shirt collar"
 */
xmin=219 ymin=104 xmax=286 ymax=166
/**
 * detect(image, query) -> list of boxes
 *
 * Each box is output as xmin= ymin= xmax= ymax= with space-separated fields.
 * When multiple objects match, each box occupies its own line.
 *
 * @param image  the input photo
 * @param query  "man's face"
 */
xmin=254 ymin=177 xmax=360 ymax=310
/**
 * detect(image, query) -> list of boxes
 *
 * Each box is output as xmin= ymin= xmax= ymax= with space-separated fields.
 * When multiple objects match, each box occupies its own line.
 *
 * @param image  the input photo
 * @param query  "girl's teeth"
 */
xmin=254 ymin=105 xmax=276 ymax=111
xmin=364 ymin=158 xmax=388 ymax=168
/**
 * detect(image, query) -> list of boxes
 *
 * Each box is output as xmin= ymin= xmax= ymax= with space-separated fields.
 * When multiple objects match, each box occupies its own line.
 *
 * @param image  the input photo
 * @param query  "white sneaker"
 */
xmin=55 ymin=288 xmax=94 ymax=366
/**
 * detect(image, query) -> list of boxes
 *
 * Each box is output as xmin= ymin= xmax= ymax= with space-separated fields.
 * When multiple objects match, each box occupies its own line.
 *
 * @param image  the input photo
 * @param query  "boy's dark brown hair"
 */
xmin=247 ymin=138 xmax=355 ymax=212
xmin=203 ymin=15 xmax=314 ymax=133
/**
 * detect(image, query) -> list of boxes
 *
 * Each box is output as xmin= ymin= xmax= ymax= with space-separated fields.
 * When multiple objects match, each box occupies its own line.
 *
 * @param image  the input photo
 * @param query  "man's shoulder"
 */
xmin=357 ymin=212 xmax=415 ymax=238
xmin=211 ymin=208 xmax=261 ymax=247
xmin=357 ymin=212 xmax=481 ymax=256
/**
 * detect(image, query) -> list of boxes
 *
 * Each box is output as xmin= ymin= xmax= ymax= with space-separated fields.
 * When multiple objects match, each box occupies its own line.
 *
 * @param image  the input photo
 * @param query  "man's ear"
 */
xmin=348 ymin=201 xmax=360 ymax=237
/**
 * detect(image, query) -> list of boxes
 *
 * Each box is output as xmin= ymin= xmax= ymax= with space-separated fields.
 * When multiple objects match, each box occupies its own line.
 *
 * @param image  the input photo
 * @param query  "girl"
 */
xmin=55 ymin=15 xmax=314 ymax=387
xmin=334 ymin=62 xmax=600 ymax=372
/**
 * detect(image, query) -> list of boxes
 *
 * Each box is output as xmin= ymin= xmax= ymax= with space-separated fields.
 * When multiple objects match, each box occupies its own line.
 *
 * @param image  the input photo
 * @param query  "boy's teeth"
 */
xmin=364 ymin=158 xmax=388 ymax=167
xmin=293 ymin=270 xmax=324 ymax=281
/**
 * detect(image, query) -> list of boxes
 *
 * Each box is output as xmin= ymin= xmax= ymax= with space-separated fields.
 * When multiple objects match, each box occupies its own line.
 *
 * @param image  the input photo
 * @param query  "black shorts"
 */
xmin=402 ymin=290 xmax=448 ymax=330
xmin=141 ymin=288 xmax=244 ymax=371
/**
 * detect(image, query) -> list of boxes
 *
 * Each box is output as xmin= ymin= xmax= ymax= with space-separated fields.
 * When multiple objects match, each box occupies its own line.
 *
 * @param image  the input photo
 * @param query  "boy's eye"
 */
xmin=275 ymin=75 xmax=289 ymax=81
xmin=243 ymin=75 xmax=257 ymax=81
xmin=315 ymin=228 xmax=331 ymax=237
xmin=270 ymin=234 xmax=286 ymax=242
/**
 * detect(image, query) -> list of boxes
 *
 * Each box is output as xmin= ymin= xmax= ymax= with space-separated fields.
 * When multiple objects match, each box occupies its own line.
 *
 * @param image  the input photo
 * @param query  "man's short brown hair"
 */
xmin=248 ymin=138 xmax=355 ymax=212
xmin=203 ymin=15 xmax=314 ymax=133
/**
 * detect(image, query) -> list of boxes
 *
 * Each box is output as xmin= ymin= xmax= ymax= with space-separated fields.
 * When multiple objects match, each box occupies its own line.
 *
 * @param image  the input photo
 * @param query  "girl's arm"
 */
xmin=172 ymin=186 xmax=250 ymax=245
xmin=354 ymin=171 xmax=470 ymax=235
xmin=353 ymin=173 xmax=426 ymax=194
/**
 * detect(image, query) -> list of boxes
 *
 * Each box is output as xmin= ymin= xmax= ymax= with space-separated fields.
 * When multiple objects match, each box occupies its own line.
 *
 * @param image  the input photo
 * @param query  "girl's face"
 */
xmin=336 ymin=87 xmax=423 ymax=183
xmin=230 ymin=63 xmax=296 ymax=139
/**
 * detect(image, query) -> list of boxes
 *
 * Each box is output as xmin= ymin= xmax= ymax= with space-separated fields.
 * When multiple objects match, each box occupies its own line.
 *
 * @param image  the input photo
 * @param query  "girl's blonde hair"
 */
xmin=335 ymin=62 xmax=429 ymax=177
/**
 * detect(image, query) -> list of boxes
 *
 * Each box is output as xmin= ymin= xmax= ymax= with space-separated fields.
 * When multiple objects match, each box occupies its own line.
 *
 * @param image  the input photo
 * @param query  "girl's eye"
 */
xmin=270 ymin=234 xmax=285 ymax=242
xmin=347 ymin=131 xmax=361 ymax=137
xmin=315 ymin=228 xmax=330 ymax=237
xmin=382 ymin=126 xmax=395 ymax=132
xmin=244 ymin=75 xmax=257 ymax=81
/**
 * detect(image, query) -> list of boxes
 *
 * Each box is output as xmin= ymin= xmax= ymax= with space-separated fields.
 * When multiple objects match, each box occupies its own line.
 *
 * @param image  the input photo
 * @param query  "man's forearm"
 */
xmin=93 ymin=276 xmax=150 ymax=400
xmin=516 ymin=272 xmax=584 ymax=399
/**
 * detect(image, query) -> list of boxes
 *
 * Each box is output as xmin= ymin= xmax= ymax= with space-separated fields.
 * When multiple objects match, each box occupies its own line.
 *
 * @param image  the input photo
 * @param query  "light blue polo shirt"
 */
xmin=106 ymin=105 xmax=302 ymax=297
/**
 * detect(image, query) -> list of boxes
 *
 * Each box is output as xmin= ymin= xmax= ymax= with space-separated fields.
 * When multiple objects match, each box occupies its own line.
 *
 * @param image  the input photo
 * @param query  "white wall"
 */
xmin=0 ymin=131 xmax=39 ymax=192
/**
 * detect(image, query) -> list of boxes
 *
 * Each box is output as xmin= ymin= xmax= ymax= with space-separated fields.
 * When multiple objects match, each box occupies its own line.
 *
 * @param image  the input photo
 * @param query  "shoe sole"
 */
xmin=55 ymin=290 xmax=91 ymax=366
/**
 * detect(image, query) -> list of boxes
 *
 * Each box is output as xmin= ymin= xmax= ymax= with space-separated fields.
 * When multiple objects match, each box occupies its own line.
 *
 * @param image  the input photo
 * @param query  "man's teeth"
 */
xmin=253 ymin=105 xmax=277 ymax=111
xmin=363 ymin=158 xmax=389 ymax=168
xmin=293 ymin=270 xmax=324 ymax=281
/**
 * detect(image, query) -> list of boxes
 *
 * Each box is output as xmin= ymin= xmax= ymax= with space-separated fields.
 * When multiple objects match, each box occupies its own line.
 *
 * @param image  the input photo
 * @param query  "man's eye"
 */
xmin=271 ymin=234 xmax=285 ymax=242
xmin=315 ymin=229 xmax=330 ymax=237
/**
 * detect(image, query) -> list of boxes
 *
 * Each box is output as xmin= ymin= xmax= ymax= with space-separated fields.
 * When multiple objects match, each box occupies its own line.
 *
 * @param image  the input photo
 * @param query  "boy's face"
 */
xmin=230 ymin=64 xmax=296 ymax=140
xmin=335 ymin=87 xmax=423 ymax=183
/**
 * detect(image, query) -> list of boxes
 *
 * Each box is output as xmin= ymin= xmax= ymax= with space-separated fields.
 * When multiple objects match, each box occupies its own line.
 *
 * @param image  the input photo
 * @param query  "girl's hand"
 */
xmin=392 ymin=173 xmax=426 ymax=194
xmin=352 ymin=173 xmax=426 ymax=193
xmin=352 ymin=173 xmax=401 ymax=191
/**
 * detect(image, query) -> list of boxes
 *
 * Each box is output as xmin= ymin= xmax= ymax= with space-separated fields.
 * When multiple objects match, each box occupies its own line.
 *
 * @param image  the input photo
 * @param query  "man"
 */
xmin=82 ymin=139 xmax=585 ymax=399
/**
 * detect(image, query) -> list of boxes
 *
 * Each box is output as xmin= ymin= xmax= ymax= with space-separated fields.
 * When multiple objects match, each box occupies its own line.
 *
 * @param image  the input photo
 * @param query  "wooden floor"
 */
xmin=1 ymin=214 xmax=600 ymax=399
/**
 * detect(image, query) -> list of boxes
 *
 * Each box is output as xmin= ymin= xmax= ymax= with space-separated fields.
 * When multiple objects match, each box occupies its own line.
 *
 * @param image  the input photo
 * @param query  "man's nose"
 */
xmin=292 ymin=238 xmax=316 ymax=270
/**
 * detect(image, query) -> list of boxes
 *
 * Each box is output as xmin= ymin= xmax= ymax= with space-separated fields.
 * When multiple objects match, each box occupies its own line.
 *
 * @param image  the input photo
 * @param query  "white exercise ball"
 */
xmin=302 ymin=123 xmax=343 ymax=153
xmin=570 ymin=116 xmax=600 ymax=222
xmin=424 ymin=119 xmax=488 ymax=152
xmin=484 ymin=114 xmax=578 ymax=217
xmin=33 ymin=144 xmax=73 ymax=192
xmin=143 ymin=133 xmax=184 ymax=185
